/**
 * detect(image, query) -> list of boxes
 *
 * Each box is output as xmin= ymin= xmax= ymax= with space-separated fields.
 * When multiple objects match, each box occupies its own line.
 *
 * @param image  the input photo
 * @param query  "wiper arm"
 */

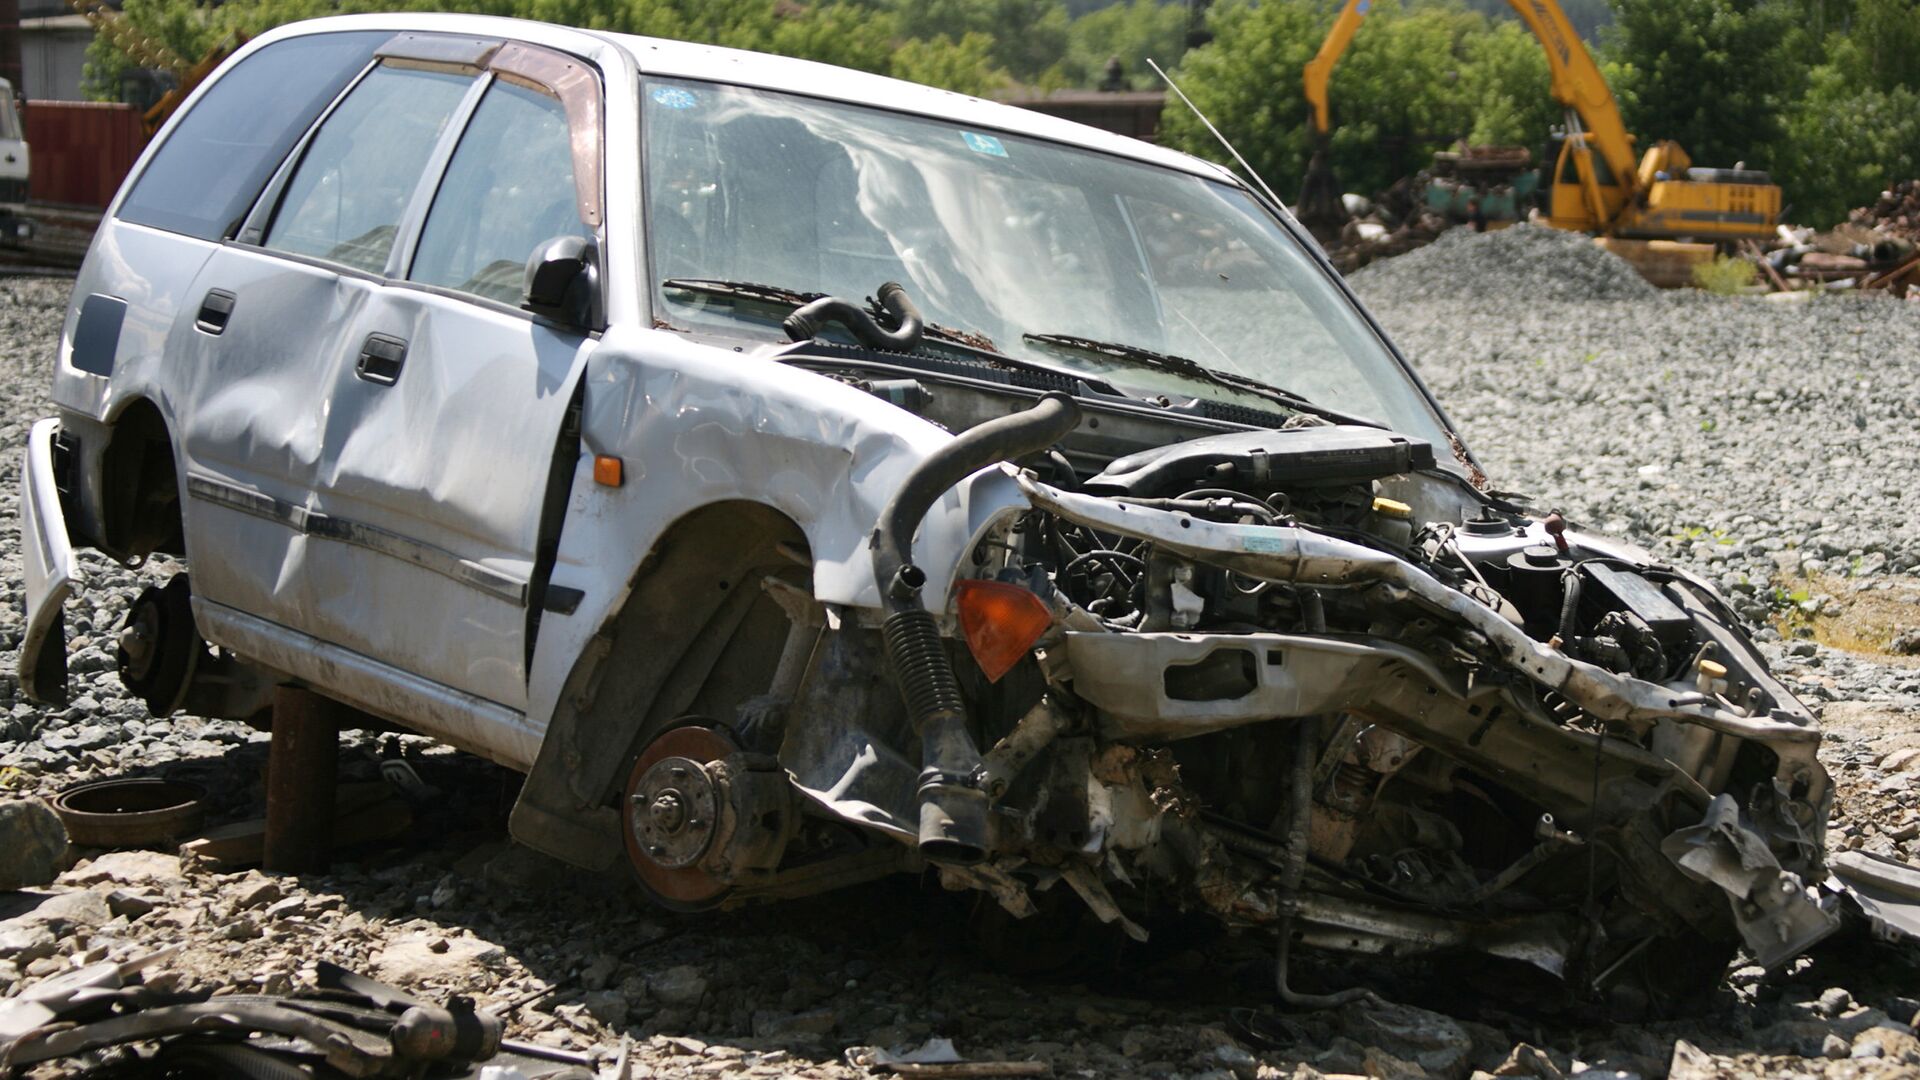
xmin=663 ymin=278 xmax=997 ymax=352
xmin=663 ymin=276 xmax=822 ymax=307
xmin=1022 ymin=332 xmax=1329 ymax=415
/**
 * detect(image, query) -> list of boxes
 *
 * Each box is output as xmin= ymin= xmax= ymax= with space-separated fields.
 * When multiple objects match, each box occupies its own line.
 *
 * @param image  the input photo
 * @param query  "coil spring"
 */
xmin=882 ymin=608 xmax=965 ymax=722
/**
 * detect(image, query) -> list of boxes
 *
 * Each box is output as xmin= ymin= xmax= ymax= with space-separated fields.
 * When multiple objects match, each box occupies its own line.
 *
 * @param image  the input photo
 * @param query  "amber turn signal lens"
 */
xmin=593 ymin=455 xmax=623 ymax=487
xmin=954 ymin=579 xmax=1053 ymax=683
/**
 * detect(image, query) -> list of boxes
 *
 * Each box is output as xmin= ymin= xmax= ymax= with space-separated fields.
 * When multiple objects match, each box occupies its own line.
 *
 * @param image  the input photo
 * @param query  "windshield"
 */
xmin=642 ymin=78 xmax=1451 ymax=450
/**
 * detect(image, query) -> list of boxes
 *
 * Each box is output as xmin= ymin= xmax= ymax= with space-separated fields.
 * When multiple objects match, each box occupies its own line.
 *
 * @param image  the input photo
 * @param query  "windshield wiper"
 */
xmin=663 ymin=278 xmax=998 ymax=352
xmin=1022 ymin=332 xmax=1338 ymax=419
xmin=663 ymin=277 xmax=823 ymax=309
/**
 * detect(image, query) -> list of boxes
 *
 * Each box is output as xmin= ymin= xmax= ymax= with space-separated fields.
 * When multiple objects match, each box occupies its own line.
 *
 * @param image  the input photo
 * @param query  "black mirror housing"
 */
xmin=523 ymin=234 xmax=601 ymax=330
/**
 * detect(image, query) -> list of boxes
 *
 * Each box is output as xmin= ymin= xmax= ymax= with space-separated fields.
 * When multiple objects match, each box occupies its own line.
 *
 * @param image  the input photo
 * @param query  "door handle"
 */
xmin=194 ymin=289 xmax=236 ymax=335
xmin=356 ymin=333 xmax=407 ymax=385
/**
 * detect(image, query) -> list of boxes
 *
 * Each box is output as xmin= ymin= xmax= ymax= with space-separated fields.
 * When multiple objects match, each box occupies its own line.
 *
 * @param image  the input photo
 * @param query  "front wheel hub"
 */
xmin=620 ymin=723 xmax=740 ymax=911
xmin=628 ymin=755 xmax=718 ymax=870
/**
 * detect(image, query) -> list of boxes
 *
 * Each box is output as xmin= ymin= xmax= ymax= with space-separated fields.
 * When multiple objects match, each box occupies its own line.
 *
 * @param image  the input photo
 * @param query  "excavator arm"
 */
xmin=1503 ymin=0 xmax=1638 ymax=226
xmin=1303 ymin=0 xmax=1371 ymax=136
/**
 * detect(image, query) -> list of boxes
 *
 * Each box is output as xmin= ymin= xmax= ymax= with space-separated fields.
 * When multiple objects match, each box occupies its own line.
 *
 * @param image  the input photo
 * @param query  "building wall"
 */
xmin=21 ymin=18 xmax=93 ymax=101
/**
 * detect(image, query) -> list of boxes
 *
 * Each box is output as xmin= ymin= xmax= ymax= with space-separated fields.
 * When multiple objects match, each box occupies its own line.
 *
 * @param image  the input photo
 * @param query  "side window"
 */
xmin=408 ymin=79 xmax=590 ymax=305
xmin=118 ymin=31 xmax=387 ymax=241
xmin=264 ymin=64 xmax=473 ymax=274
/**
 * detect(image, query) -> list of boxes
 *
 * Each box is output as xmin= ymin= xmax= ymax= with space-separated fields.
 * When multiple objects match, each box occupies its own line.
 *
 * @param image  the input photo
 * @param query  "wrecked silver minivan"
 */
xmin=19 ymin=13 xmax=1847 ymax=1006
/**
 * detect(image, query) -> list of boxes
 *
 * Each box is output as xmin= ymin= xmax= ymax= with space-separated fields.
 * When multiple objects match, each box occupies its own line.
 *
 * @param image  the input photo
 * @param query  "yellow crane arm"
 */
xmin=1503 ymin=0 xmax=1639 ymax=196
xmin=1303 ymin=0 xmax=1372 ymax=136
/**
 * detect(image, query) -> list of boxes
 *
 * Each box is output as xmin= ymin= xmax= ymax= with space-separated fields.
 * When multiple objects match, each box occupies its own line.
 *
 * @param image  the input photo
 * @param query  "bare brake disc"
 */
xmin=621 ymin=724 xmax=739 ymax=911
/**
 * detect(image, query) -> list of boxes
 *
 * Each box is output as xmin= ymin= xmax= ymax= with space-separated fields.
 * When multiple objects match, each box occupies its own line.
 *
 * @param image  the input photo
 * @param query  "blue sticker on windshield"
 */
xmin=962 ymin=132 xmax=1009 ymax=157
xmin=651 ymin=86 xmax=699 ymax=109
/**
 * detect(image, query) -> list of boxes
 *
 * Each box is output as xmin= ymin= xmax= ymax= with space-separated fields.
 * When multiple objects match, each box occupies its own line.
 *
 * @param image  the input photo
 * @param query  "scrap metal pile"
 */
xmin=0 ymin=950 xmax=593 ymax=1078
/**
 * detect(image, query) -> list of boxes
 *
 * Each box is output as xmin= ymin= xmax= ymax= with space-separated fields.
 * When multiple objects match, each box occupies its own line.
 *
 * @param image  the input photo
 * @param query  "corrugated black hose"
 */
xmin=870 ymin=391 xmax=1082 ymax=865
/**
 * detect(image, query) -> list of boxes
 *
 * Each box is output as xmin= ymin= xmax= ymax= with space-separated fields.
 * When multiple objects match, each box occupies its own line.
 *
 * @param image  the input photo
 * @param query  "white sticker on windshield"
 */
xmin=651 ymin=86 xmax=699 ymax=110
xmin=962 ymin=132 xmax=1008 ymax=158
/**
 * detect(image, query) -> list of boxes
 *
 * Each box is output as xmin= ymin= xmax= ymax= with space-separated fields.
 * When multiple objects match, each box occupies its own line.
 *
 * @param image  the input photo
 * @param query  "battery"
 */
xmin=1585 ymin=563 xmax=1691 ymax=645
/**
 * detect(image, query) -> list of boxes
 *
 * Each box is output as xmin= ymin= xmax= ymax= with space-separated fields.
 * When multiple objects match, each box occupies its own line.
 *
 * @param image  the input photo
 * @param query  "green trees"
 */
xmin=84 ymin=0 xmax=1012 ymax=99
xmin=1602 ymin=0 xmax=1804 ymax=175
xmin=1056 ymin=0 xmax=1191 ymax=89
xmin=1160 ymin=0 xmax=1556 ymax=203
xmin=82 ymin=0 xmax=1920 ymax=228
xmin=1600 ymin=0 xmax=1920 ymax=227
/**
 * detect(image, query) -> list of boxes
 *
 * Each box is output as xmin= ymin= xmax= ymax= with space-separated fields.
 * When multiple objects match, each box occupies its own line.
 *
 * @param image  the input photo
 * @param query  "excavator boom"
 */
xmin=1303 ymin=0 xmax=1371 ymax=136
xmin=1503 ymin=0 xmax=1639 ymax=202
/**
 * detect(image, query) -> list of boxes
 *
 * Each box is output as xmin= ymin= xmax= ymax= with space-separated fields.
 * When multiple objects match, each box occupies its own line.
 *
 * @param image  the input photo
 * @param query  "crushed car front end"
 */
xmin=615 ymin=65 xmax=1840 ymax=1003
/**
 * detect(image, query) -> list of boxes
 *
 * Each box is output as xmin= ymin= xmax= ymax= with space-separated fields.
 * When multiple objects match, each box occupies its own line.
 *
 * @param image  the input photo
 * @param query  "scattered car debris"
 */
xmin=48 ymin=777 xmax=204 ymax=849
xmin=0 ymin=951 xmax=592 ymax=1078
xmin=848 ymin=1038 xmax=1051 ymax=1078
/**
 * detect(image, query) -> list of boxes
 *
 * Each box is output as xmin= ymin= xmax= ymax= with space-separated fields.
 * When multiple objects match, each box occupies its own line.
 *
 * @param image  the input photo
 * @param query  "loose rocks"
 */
xmin=0 ymin=799 xmax=68 ymax=889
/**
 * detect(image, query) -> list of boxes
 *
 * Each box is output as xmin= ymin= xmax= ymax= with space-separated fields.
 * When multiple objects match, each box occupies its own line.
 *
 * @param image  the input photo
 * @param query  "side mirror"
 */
xmin=523 ymin=234 xmax=601 ymax=330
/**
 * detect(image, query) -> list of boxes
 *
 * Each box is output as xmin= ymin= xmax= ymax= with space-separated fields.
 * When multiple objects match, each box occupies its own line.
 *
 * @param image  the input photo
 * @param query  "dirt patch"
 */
xmin=1774 ymin=573 xmax=1920 ymax=660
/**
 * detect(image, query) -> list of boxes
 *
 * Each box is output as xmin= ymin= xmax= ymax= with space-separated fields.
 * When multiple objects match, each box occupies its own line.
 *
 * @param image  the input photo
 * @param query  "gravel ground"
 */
xmin=1 ymin=240 xmax=1919 ymax=1079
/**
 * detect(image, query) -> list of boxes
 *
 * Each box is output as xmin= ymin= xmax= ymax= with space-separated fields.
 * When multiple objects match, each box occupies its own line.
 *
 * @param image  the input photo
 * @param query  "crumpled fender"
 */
xmin=525 ymin=325 xmax=1030 ymax=737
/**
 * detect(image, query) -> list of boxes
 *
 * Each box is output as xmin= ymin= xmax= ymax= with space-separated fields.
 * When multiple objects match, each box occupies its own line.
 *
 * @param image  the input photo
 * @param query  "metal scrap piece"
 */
xmin=1660 ymin=794 xmax=1841 ymax=967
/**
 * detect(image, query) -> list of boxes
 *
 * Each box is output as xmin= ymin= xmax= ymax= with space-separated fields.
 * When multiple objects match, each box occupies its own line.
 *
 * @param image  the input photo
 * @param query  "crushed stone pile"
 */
xmin=1348 ymin=221 xmax=1657 ymax=303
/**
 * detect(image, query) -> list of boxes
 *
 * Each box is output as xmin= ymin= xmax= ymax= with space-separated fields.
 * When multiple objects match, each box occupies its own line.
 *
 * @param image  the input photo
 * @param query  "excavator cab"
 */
xmin=1543 ymin=129 xmax=1623 ymax=231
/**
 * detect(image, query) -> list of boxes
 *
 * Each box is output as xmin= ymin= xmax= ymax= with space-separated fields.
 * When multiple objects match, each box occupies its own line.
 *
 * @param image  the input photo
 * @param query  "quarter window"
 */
xmin=118 ymin=31 xmax=387 ymax=241
xmin=265 ymin=64 xmax=472 ymax=274
xmin=409 ymin=79 xmax=590 ymax=305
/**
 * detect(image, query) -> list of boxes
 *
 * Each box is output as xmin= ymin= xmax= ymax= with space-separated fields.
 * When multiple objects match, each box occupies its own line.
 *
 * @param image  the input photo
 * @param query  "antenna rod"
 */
xmin=1147 ymin=57 xmax=1290 ymax=214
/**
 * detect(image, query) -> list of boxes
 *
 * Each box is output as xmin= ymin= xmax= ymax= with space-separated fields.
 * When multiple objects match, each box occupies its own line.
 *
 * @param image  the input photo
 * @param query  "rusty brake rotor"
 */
xmin=621 ymin=723 xmax=739 ymax=911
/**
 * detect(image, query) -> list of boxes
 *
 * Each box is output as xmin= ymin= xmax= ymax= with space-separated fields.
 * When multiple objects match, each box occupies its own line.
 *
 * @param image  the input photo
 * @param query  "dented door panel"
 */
xmin=304 ymin=287 xmax=592 ymax=709
xmin=169 ymin=248 xmax=380 ymax=631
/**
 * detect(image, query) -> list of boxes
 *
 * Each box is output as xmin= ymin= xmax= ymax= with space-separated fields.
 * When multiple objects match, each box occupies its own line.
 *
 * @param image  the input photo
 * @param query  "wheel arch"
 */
xmin=510 ymin=498 xmax=814 ymax=869
xmin=93 ymin=394 xmax=185 ymax=561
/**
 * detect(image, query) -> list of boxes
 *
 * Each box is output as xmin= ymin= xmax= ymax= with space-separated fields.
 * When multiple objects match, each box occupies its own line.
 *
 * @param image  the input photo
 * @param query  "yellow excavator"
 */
xmin=1298 ymin=0 xmax=1781 ymax=248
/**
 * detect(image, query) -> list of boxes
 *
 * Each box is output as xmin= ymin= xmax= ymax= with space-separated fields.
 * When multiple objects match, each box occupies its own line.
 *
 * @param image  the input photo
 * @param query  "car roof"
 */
xmin=260 ymin=13 xmax=1244 ymax=186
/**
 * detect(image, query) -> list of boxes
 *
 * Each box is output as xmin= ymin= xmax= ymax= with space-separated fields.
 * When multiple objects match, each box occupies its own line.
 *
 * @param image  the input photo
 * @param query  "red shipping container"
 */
xmin=25 ymin=100 xmax=146 ymax=209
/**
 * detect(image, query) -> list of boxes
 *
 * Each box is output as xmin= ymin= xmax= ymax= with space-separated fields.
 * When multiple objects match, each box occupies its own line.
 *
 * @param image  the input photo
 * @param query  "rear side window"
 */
xmin=409 ymin=80 xmax=590 ymax=304
xmin=118 ymin=31 xmax=387 ymax=241
xmin=265 ymin=65 xmax=473 ymax=275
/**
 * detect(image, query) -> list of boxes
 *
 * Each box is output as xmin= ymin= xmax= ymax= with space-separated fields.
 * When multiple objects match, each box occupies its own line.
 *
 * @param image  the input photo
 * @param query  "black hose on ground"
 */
xmin=784 ymin=281 xmax=925 ymax=352
xmin=870 ymin=392 xmax=1082 ymax=865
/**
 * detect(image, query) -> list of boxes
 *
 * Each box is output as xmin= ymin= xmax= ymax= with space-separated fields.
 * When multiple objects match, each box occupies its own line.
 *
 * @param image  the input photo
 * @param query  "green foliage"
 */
xmin=1601 ymin=0 xmax=1806 ymax=175
xmin=1057 ymin=0 xmax=1189 ymax=89
xmin=1458 ymin=0 xmax=1615 ymax=36
xmin=84 ymin=0 xmax=1008 ymax=99
xmin=1837 ymin=0 xmax=1920 ymax=94
xmin=1775 ymin=63 xmax=1920 ymax=226
xmin=1458 ymin=21 xmax=1555 ymax=147
xmin=885 ymin=0 xmax=1072 ymax=82
xmin=1164 ymin=0 xmax=1560 ymax=200
xmin=1158 ymin=0 xmax=1323 ymax=193
xmin=1690 ymin=254 xmax=1758 ymax=293
xmin=891 ymin=30 xmax=1013 ymax=94
xmin=78 ymin=0 xmax=1920 ymax=232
